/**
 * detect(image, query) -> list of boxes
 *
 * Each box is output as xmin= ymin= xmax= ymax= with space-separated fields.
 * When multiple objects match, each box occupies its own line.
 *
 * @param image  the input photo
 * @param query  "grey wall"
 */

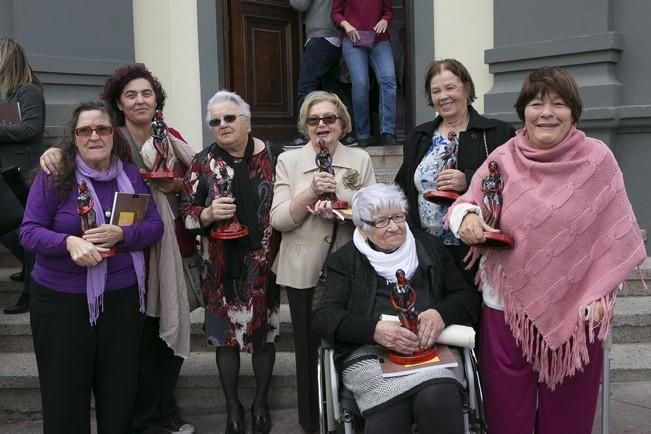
xmin=0 ymin=0 xmax=134 ymax=145
xmin=197 ymin=0 xmax=224 ymax=147
xmin=411 ymin=2 xmax=435 ymax=126
xmin=485 ymin=0 xmax=651 ymax=234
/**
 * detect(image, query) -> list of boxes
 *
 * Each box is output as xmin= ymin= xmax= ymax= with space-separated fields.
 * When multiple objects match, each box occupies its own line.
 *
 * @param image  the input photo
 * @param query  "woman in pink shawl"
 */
xmin=448 ymin=67 xmax=646 ymax=434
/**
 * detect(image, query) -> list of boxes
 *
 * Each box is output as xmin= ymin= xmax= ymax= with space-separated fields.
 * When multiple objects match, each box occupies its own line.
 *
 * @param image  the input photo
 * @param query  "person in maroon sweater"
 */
xmin=332 ymin=0 xmax=397 ymax=147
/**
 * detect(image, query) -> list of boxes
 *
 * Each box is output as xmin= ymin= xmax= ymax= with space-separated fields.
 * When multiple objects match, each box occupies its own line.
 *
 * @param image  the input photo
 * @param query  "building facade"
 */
xmin=2 ymin=0 xmax=649 ymax=232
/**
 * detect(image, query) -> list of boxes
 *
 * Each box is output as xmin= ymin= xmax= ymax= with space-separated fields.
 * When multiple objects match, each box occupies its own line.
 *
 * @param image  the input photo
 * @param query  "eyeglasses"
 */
xmin=209 ymin=114 xmax=244 ymax=127
xmin=306 ymin=114 xmax=340 ymax=127
xmin=74 ymin=125 xmax=113 ymax=137
xmin=362 ymin=213 xmax=406 ymax=228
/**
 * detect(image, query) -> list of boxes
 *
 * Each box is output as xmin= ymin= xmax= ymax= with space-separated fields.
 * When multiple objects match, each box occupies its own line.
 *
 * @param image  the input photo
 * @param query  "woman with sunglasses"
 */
xmin=40 ymin=64 xmax=196 ymax=434
xmin=270 ymin=90 xmax=375 ymax=432
xmin=20 ymin=101 xmax=163 ymax=433
xmin=180 ymin=90 xmax=280 ymax=434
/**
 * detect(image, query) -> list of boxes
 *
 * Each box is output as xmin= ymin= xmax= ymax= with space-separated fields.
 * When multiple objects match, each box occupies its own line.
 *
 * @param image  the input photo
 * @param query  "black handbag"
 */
xmin=0 ymin=166 xmax=25 ymax=236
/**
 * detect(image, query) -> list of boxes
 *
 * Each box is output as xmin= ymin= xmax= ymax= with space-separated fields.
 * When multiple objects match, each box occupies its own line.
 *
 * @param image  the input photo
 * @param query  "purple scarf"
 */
xmin=75 ymin=155 xmax=146 ymax=324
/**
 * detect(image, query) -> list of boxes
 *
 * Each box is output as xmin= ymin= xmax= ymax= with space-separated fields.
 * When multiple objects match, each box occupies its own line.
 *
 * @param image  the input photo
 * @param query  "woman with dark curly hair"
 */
xmin=40 ymin=65 xmax=196 ymax=434
xmin=21 ymin=100 xmax=163 ymax=433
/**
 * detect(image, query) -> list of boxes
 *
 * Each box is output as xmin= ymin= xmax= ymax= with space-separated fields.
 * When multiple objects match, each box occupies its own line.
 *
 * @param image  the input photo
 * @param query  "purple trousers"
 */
xmin=480 ymin=306 xmax=603 ymax=434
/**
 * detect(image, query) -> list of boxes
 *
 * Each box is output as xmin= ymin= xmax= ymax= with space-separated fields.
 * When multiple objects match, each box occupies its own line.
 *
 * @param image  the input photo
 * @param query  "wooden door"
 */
xmin=222 ymin=0 xmax=301 ymax=142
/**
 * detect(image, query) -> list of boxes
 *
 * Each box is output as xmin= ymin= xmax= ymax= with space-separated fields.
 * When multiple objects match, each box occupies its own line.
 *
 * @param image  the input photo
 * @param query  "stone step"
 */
xmin=2 ymin=342 xmax=649 ymax=421
xmin=612 ymin=296 xmax=651 ymax=343
xmin=0 ymin=350 xmax=298 ymax=421
xmin=0 ymin=304 xmax=297 ymax=353
xmin=3 ymin=293 xmax=650 ymax=354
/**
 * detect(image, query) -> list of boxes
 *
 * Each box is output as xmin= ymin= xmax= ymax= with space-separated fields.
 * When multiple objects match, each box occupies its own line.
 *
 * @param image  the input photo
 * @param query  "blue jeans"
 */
xmin=342 ymin=38 xmax=396 ymax=140
xmin=297 ymin=38 xmax=343 ymax=112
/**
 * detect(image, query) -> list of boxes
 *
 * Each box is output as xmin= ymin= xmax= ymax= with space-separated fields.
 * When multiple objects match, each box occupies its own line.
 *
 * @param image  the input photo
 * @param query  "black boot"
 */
xmin=3 ymin=293 xmax=29 ymax=314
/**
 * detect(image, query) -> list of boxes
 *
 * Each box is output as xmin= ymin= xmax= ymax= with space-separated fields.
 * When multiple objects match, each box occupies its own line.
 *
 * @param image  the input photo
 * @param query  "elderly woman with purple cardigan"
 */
xmin=19 ymin=101 xmax=163 ymax=434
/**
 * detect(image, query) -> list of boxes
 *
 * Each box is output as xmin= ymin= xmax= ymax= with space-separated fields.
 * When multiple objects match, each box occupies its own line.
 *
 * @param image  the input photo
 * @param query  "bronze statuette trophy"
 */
xmin=142 ymin=109 xmax=178 ymax=179
xmin=423 ymin=130 xmax=460 ymax=205
xmin=77 ymin=181 xmax=115 ymax=257
xmin=474 ymin=160 xmax=513 ymax=249
xmin=210 ymin=165 xmax=249 ymax=240
xmin=388 ymin=269 xmax=438 ymax=365
xmin=315 ymin=139 xmax=348 ymax=209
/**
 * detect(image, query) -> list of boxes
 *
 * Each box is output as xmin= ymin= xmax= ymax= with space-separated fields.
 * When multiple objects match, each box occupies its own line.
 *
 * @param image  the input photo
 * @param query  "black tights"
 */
xmin=364 ymin=382 xmax=464 ymax=434
xmin=216 ymin=343 xmax=276 ymax=420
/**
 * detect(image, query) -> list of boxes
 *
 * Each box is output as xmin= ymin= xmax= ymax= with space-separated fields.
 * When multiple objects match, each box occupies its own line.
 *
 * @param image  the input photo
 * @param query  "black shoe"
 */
xmin=9 ymin=271 xmax=24 ymax=282
xmin=225 ymin=403 xmax=245 ymax=434
xmin=224 ymin=420 xmax=245 ymax=434
xmin=380 ymin=133 xmax=396 ymax=146
xmin=341 ymin=134 xmax=358 ymax=146
xmin=251 ymin=404 xmax=272 ymax=434
xmin=3 ymin=293 xmax=29 ymax=315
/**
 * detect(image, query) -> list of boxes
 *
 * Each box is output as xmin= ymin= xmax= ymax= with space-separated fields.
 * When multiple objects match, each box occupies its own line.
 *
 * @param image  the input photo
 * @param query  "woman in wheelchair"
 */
xmin=313 ymin=183 xmax=480 ymax=434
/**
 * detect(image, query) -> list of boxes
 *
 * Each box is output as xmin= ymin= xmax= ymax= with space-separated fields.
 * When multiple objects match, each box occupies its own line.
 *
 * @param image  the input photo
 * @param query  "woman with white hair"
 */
xmin=180 ymin=90 xmax=280 ymax=434
xmin=313 ymin=183 xmax=480 ymax=434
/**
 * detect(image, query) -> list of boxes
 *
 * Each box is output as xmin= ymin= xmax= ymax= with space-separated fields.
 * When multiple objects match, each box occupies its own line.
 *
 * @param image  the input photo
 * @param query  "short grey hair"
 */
xmin=205 ymin=90 xmax=252 ymax=132
xmin=351 ymin=183 xmax=408 ymax=229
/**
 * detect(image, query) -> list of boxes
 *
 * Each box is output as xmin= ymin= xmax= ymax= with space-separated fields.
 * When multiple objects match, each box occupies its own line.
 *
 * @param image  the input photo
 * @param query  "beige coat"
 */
xmin=271 ymin=142 xmax=376 ymax=289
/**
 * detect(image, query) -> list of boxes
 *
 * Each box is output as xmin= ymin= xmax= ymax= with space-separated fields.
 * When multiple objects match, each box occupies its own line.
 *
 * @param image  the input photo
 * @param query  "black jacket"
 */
xmin=0 ymin=83 xmax=46 ymax=172
xmin=312 ymin=230 xmax=481 ymax=361
xmin=395 ymin=105 xmax=515 ymax=230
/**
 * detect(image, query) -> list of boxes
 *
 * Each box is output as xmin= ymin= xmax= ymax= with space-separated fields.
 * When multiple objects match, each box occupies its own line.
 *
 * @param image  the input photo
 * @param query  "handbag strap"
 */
xmin=319 ymin=222 xmax=339 ymax=280
xmin=119 ymin=126 xmax=148 ymax=171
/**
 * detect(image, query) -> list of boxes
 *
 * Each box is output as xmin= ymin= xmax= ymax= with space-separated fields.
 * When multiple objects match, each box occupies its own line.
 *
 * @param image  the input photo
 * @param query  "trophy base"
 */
xmin=423 ymin=190 xmax=459 ymax=206
xmin=211 ymin=224 xmax=249 ymax=240
xmin=141 ymin=170 xmax=178 ymax=180
xmin=473 ymin=231 xmax=514 ymax=249
xmin=331 ymin=200 xmax=349 ymax=210
xmin=339 ymin=208 xmax=353 ymax=220
xmin=101 ymin=248 xmax=116 ymax=258
xmin=388 ymin=346 xmax=438 ymax=365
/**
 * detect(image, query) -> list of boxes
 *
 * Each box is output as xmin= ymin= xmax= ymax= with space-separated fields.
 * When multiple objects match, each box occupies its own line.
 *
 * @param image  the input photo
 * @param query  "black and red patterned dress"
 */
xmin=180 ymin=141 xmax=280 ymax=352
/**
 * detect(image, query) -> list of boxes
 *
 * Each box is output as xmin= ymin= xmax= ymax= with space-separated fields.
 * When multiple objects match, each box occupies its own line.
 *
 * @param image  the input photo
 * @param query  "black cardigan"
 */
xmin=312 ymin=230 xmax=481 ymax=360
xmin=394 ymin=105 xmax=516 ymax=230
xmin=0 ymin=83 xmax=46 ymax=172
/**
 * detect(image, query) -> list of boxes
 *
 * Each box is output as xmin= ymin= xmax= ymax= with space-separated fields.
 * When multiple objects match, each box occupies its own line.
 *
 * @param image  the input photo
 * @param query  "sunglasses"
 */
xmin=306 ymin=114 xmax=340 ymax=127
xmin=74 ymin=125 xmax=113 ymax=137
xmin=209 ymin=114 xmax=243 ymax=127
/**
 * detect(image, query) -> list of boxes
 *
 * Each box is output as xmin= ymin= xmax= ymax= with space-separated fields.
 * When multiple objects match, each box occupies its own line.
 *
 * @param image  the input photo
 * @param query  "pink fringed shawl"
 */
xmin=451 ymin=126 xmax=646 ymax=388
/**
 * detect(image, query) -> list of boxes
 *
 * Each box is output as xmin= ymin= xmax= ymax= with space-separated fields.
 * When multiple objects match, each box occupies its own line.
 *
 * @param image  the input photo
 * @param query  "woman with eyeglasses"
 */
xmin=312 ymin=183 xmax=480 ymax=434
xmin=180 ymin=90 xmax=280 ymax=434
xmin=270 ymin=90 xmax=375 ymax=432
xmin=20 ymin=101 xmax=163 ymax=433
xmin=40 ymin=64 xmax=197 ymax=434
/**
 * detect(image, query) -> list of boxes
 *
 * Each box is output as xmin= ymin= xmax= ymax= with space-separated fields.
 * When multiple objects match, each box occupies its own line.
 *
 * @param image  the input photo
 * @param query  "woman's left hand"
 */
xmin=307 ymin=200 xmax=344 ymax=221
xmin=82 ymin=224 xmax=124 ymax=248
xmin=436 ymin=169 xmax=467 ymax=193
xmin=373 ymin=19 xmax=389 ymax=34
xmin=417 ymin=309 xmax=445 ymax=349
